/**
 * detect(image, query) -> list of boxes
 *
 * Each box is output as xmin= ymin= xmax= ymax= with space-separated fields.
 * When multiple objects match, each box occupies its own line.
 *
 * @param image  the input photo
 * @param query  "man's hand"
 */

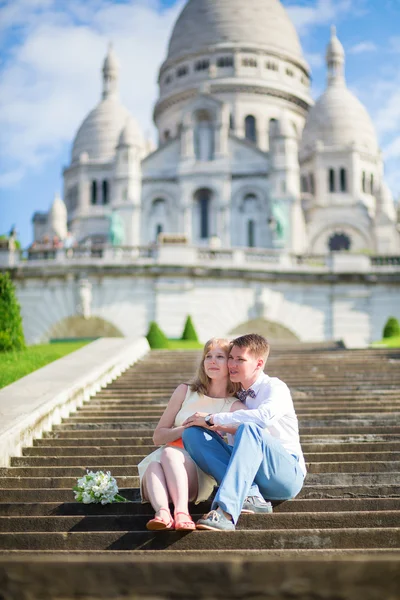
xmin=183 ymin=412 xmax=210 ymax=428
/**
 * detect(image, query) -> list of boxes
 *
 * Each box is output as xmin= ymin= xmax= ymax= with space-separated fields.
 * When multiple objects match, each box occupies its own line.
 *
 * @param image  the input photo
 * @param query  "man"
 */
xmin=182 ymin=333 xmax=306 ymax=531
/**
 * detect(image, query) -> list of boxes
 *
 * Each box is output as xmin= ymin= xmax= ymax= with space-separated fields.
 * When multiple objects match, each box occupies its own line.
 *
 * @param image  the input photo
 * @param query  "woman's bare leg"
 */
xmin=160 ymin=446 xmax=198 ymax=516
xmin=141 ymin=461 xmax=173 ymax=523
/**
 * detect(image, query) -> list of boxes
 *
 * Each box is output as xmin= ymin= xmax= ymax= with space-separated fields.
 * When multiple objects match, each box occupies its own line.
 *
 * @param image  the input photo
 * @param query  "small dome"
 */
xmin=326 ymin=26 xmax=345 ymax=62
xmin=301 ymin=86 xmax=378 ymax=154
xmin=301 ymin=28 xmax=378 ymax=156
xmin=103 ymin=44 xmax=119 ymax=73
xmin=118 ymin=117 xmax=144 ymax=147
xmin=167 ymin=0 xmax=304 ymax=63
xmin=72 ymin=98 xmax=132 ymax=162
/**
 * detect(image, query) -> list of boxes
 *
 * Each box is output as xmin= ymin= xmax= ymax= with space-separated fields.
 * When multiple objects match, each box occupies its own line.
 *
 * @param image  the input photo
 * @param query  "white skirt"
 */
xmin=137 ymin=445 xmax=216 ymax=504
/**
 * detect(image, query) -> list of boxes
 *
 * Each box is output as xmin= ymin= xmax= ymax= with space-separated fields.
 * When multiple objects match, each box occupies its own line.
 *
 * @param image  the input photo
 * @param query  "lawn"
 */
xmin=0 ymin=342 xmax=89 ymax=389
xmin=370 ymin=336 xmax=400 ymax=348
xmin=167 ymin=339 xmax=203 ymax=349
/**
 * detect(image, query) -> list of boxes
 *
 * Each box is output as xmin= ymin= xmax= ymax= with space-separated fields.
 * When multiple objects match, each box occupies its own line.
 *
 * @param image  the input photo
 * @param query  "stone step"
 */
xmin=0 ymin=459 xmax=400 ymax=476
xmin=52 ymin=423 xmax=400 ymax=434
xmin=63 ymin=413 xmax=400 ymax=423
xmin=0 ymin=511 xmax=398 ymax=533
xmin=11 ymin=451 xmax=400 ymax=467
xmin=30 ymin=436 xmax=400 ymax=450
xmin=20 ymin=444 xmax=400 ymax=459
xmin=1 ymin=484 xmax=398 ymax=503
xmin=0 ymin=528 xmax=398 ymax=551
xmin=1 ymin=497 xmax=398 ymax=516
xmin=73 ymin=407 xmax=400 ymax=416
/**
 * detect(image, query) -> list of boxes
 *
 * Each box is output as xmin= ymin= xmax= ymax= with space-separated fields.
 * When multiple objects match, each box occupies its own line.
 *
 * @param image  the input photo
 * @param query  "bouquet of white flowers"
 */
xmin=73 ymin=470 xmax=128 ymax=505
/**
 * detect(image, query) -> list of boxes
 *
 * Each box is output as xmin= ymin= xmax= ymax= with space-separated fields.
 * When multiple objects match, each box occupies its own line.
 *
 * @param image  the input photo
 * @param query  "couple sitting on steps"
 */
xmin=138 ymin=333 xmax=306 ymax=531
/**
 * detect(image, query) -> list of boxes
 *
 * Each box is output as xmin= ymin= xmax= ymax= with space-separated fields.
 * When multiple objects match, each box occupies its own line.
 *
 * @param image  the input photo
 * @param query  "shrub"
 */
xmin=181 ymin=315 xmax=199 ymax=342
xmin=383 ymin=316 xmax=400 ymax=339
xmin=0 ymin=272 xmax=26 ymax=352
xmin=146 ymin=321 xmax=169 ymax=349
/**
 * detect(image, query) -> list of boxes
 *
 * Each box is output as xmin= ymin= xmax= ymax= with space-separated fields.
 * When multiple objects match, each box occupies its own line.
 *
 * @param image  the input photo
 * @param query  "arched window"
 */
xmin=269 ymin=118 xmax=279 ymax=140
xmin=217 ymin=56 xmax=233 ymax=68
xmin=301 ymin=175 xmax=308 ymax=193
xmin=340 ymin=168 xmax=347 ymax=192
xmin=245 ymin=115 xmax=257 ymax=143
xmin=329 ymin=169 xmax=335 ymax=192
xmin=91 ymin=181 xmax=97 ymax=205
xmin=370 ymin=173 xmax=374 ymax=194
xmin=195 ymin=189 xmax=211 ymax=239
xmin=155 ymin=224 xmax=163 ymax=241
xmin=195 ymin=59 xmax=210 ymax=71
xmin=102 ymin=180 xmax=109 ymax=205
xmin=248 ymin=220 xmax=255 ymax=248
xmin=309 ymin=173 xmax=315 ymax=195
xmin=229 ymin=114 xmax=234 ymax=130
xmin=194 ymin=110 xmax=214 ymax=161
xmin=362 ymin=171 xmax=366 ymax=192
xmin=329 ymin=232 xmax=351 ymax=252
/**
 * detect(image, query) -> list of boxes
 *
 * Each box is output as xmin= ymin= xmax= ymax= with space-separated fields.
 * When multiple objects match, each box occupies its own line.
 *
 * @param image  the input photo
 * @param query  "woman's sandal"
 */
xmin=174 ymin=511 xmax=196 ymax=531
xmin=146 ymin=508 xmax=174 ymax=531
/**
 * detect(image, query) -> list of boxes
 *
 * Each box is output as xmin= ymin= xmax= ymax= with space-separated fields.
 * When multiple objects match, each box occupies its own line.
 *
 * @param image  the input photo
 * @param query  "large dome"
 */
xmin=301 ymin=86 xmax=379 ymax=155
xmin=167 ymin=0 xmax=304 ymax=62
xmin=72 ymin=98 xmax=133 ymax=162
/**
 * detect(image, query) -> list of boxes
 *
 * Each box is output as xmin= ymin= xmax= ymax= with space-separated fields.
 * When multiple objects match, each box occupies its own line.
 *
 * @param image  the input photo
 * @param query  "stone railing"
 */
xmin=1 ymin=244 xmax=400 ymax=273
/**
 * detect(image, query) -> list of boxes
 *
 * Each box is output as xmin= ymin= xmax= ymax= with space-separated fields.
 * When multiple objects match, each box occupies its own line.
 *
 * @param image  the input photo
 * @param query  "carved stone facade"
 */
xmin=32 ymin=0 xmax=399 ymax=255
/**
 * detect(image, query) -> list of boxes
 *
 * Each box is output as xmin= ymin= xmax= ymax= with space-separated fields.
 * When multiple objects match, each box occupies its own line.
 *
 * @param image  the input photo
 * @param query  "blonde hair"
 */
xmin=190 ymin=338 xmax=240 ymax=397
xmin=230 ymin=333 xmax=270 ymax=361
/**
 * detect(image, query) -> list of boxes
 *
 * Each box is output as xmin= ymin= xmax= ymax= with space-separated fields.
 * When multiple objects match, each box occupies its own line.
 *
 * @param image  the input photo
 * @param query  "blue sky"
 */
xmin=1 ymin=0 xmax=400 ymax=247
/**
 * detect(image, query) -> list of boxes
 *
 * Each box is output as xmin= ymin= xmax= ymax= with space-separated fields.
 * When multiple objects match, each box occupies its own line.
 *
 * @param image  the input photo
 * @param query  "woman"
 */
xmin=138 ymin=338 xmax=242 ymax=531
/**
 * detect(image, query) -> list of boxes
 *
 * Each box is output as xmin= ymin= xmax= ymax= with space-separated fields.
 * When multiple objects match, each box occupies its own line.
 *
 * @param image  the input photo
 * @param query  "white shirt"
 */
xmin=213 ymin=371 xmax=307 ymax=476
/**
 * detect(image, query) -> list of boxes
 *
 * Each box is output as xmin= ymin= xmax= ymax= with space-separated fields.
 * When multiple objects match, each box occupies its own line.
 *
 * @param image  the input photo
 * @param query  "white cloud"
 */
xmin=0 ymin=0 xmax=183 ymax=188
xmin=285 ymin=0 xmax=353 ymax=35
xmin=388 ymin=36 xmax=400 ymax=53
xmin=349 ymin=41 xmax=377 ymax=54
xmin=305 ymin=52 xmax=324 ymax=69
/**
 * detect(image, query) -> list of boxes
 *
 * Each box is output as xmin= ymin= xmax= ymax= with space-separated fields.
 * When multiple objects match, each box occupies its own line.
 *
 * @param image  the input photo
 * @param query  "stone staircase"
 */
xmin=0 ymin=345 xmax=399 ymax=599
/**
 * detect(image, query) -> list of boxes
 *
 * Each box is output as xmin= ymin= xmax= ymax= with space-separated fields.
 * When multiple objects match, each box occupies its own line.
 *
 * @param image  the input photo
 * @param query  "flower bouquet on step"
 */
xmin=73 ymin=470 xmax=128 ymax=504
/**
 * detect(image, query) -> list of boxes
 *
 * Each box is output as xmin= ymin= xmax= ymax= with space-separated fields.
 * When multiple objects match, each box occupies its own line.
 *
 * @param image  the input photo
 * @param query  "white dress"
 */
xmin=138 ymin=386 xmax=237 ymax=503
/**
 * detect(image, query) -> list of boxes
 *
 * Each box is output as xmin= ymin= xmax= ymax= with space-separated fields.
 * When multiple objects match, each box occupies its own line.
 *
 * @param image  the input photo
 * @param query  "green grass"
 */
xmin=370 ymin=336 xmax=400 ymax=348
xmin=167 ymin=339 xmax=203 ymax=350
xmin=0 ymin=342 xmax=89 ymax=389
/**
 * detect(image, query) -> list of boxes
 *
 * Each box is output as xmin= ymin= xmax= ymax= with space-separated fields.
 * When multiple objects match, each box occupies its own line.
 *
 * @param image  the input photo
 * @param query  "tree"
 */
xmin=181 ymin=315 xmax=199 ymax=342
xmin=146 ymin=321 xmax=169 ymax=349
xmin=0 ymin=272 xmax=26 ymax=352
xmin=383 ymin=316 xmax=400 ymax=339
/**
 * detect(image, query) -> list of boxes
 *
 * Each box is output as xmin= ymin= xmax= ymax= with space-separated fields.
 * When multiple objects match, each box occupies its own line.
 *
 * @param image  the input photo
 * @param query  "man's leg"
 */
xmin=214 ymin=422 xmax=304 ymax=524
xmin=182 ymin=427 xmax=232 ymax=483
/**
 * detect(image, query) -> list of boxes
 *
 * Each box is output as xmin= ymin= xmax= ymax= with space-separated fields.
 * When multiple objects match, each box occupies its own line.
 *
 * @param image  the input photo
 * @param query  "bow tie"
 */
xmin=237 ymin=388 xmax=256 ymax=403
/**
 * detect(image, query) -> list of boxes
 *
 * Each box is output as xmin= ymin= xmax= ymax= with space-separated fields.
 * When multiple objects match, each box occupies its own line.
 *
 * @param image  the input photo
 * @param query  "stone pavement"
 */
xmin=0 ymin=344 xmax=399 ymax=599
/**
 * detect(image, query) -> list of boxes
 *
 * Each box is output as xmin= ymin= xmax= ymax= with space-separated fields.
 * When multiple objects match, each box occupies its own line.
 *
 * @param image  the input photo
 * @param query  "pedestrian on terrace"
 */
xmin=182 ymin=333 xmax=306 ymax=531
xmin=138 ymin=338 xmax=243 ymax=531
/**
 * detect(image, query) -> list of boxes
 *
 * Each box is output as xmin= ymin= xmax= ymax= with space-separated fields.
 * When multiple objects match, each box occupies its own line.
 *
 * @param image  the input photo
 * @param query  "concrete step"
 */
xmin=52 ymin=421 xmax=400 ymax=432
xmin=1 ymin=497 xmax=398 ymax=516
xmin=3 ymin=461 xmax=400 ymax=476
xmin=1 ymin=484 xmax=399 ymax=503
xmin=11 ymin=451 xmax=400 ymax=467
xmin=0 ymin=511 xmax=398 ymax=533
xmin=0 ymin=528 xmax=398 ymax=550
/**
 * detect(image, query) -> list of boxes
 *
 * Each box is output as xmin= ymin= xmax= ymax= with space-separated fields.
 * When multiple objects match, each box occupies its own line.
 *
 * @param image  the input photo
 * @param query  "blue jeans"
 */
xmin=182 ymin=422 xmax=305 ymax=523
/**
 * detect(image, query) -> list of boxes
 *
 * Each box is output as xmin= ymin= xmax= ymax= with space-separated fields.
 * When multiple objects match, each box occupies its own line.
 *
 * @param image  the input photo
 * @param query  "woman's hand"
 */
xmin=182 ymin=412 xmax=210 ymax=428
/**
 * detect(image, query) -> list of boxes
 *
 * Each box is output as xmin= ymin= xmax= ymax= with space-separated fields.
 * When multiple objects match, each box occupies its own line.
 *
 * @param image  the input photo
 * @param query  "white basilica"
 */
xmin=33 ymin=0 xmax=400 ymax=254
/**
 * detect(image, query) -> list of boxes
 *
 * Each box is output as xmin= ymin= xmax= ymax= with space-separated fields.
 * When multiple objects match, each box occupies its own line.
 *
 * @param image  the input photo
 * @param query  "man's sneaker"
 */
xmin=241 ymin=496 xmax=273 ymax=514
xmin=196 ymin=509 xmax=235 ymax=531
